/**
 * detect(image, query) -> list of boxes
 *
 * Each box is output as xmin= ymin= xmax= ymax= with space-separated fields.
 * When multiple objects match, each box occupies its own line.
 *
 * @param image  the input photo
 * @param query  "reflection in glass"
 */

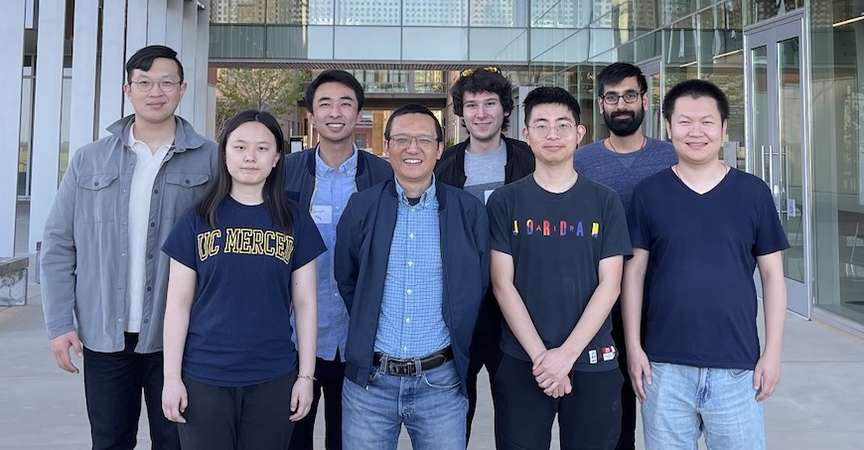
xmin=336 ymin=0 xmax=400 ymax=25
xmin=403 ymin=0 xmax=467 ymax=26
xmin=812 ymin=0 xmax=864 ymax=324
xmin=210 ymin=0 xmax=267 ymax=24
xmin=309 ymin=0 xmax=334 ymax=25
xmin=58 ymin=73 xmax=72 ymax=184
xmin=664 ymin=17 xmax=697 ymax=93
xmin=266 ymin=0 xmax=305 ymax=24
xmin=530 ymin=0 xmax=588 ymax=28
xmin=18 ymin=73 xmax=33 ymax=197
xmin=470 ymin=0 xmax=527 ymax=27
xmin=699 ymin=3 xmax=744 ymax=168
xmin=469 ymin=28 xmax=528 ymax=62
xmin=777 ymin=36 xmax=805 ymax=282
xmin=749 ymin=46 xmax=769 ymax=179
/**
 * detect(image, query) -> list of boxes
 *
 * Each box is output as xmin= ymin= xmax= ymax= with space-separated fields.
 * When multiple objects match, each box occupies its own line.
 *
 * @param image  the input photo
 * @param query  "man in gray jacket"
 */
xmin=41 ymin=45 xmax=216 ymax=450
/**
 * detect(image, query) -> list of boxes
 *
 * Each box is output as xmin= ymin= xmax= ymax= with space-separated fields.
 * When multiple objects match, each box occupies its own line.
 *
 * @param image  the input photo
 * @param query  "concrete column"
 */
xmin=68 ymin=0 xmax=99 ymax=155
xmin=98 ymin=0 xmax=127 ymax=137
xmin=125 ymin=0 xmax=150 ymax=116
xmin=179 ymin=0 xmax=199 ymax=121
xmin=28 ymin=0 xmax=67 ymax=251
xmin=166 ymin=0 xmax=185 ymax=52
xmin=148 ymin=0 xmax=168 ymax=44
xmin=193 ymin=6 xmax=209 ymax=131
xmin=0 ymin=2 xmax=26 ymax=257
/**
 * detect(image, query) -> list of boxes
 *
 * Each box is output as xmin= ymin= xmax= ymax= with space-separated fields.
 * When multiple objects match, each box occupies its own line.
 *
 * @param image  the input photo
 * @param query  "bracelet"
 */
xmin=297 ymin=374 xmax=316 ymax=382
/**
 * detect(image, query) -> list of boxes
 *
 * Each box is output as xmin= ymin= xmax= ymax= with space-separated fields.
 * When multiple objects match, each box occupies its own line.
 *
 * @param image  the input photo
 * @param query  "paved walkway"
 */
xmin=1 ymin=281 xmax=862 ymax=449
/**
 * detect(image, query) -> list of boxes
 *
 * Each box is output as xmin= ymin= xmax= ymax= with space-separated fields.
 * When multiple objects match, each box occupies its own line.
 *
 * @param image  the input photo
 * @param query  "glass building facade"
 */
xmin=208 ymin=0 xmax=864 ymax=331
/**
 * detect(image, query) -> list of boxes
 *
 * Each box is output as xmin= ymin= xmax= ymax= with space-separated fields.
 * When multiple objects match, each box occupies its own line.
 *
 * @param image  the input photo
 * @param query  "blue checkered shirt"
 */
xmin=374 ymin=180 xmax=450 ymax=358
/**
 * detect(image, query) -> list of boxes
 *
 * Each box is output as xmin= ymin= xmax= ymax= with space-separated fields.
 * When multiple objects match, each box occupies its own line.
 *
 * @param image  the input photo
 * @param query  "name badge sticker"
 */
xmin=589 ymin=350 xmax=598 ymax=364
xmin=310 ymin=205 xmax=333 ymax=224
xmin=484 ymin=189 xmax=495 ymax=205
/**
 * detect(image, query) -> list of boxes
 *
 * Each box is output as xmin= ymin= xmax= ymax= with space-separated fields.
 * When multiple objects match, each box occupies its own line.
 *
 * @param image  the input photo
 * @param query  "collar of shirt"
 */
xmin=127 ymin=123 xmax=173 ymax=156
xmin=315 ymin=145 xmax=358 ymax=177
xmin=394 ymin=176 xmax=438 ymax=209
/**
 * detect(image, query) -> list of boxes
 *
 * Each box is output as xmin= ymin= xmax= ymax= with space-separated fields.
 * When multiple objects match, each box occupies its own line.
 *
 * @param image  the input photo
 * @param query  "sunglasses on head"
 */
xmin=459 ymin=66 xmax=501 ymax=78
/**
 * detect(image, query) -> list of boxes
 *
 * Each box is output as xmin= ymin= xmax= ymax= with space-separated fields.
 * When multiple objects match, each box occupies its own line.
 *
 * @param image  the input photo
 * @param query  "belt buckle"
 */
xmin=387 ymin=359 xmax=415 ymax=376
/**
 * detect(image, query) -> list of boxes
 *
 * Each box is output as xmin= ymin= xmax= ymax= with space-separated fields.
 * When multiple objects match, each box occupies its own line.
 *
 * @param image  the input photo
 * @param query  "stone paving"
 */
xmin=2 ymin=281 xmax=862 ymax=449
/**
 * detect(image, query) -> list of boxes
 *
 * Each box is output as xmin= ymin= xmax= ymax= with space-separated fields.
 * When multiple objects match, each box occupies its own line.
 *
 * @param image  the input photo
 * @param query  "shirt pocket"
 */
xmin=163 ymin=172 xmax=210 ymax=211
xmin=76 ymin=173 xmax=120 ymax=223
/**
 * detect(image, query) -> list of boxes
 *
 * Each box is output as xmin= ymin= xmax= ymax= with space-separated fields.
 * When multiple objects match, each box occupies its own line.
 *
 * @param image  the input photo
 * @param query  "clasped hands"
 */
xmin=531 ymin=346 xmax=577 ymax=399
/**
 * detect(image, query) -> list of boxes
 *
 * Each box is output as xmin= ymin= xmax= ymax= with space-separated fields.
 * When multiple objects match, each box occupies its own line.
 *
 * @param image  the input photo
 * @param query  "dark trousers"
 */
xmin=494 ymin=354 xmax=623 ymax=450
xmin=465 ymin=298 xmax=502 ymax=443
xmin=288 ymin=355 xmax=345 ymax=450
xmin=178 ymin=371 xmax=298 ymax=450
xmin=82 ymin=332 xmax=180 ymax=450
xmin=611 ymin=308 xmax=637 ymax=450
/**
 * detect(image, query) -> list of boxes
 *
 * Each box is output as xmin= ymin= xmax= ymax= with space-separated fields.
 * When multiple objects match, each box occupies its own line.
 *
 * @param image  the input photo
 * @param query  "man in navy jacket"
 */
xmin=335 ymin=104 xmax=489 ymax=449
xmin=283 ymin=70 xmax=392 ymax=450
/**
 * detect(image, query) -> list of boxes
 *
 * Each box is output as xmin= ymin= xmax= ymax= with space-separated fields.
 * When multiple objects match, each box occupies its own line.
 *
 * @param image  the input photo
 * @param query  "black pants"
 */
xmin=610 ymin=307 xmax=637 ymax=450
xmin=82 ymin=332 xmax=180 ymax=450
xmin=287 ymin=355 xmax=345 ymax=450
xmin=465 ymin=297 xmax=502 ymax=442
xmin=178 ymin=371 xmax=298 ymax=450
xmin=493 ymin=354 xmax=623 ymax=450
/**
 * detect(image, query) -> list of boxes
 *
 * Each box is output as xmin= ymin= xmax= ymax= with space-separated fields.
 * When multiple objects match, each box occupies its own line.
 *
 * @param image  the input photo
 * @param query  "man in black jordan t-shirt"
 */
xmin=487 ymin=87 xmax=631 ymax=449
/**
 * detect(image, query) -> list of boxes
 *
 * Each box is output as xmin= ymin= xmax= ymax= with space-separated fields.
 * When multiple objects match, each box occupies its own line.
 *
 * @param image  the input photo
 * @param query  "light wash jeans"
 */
xmin=342 ymin=360 xmax=467 ymax=450
xmin=641 ymin=362 xmax=765 ymax=450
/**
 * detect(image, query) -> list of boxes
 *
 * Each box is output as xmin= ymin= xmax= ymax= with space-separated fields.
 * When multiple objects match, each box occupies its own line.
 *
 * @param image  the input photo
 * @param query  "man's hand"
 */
xmin=627 ymin=346 xmax=652 ymax=401
xmin=161 ymin=378 xmax=188 ymax=423
xmin=289 ymin=377 xmax=314 ymax=422
xmin=543 ymin=376 xmax=573 ymax=398
xmin=754 ymin=351 xmax=781 ymax=401
xmin=532 ymin=347 xmax=577 ymax=392
xmin=50 ymin=331 xmax=82 ymax=373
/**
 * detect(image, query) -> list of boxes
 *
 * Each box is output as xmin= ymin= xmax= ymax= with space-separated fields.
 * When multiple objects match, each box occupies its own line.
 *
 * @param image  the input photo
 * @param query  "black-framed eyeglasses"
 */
xmin=387 ymin=134 xmax=439 ymax=150
xmin=129 ymin=79 xmax=182 ymax=93
xmin=601 ymin=90 xmax=643 ymax=105
xmin=459 ymin=66 xmax=501 ymax=78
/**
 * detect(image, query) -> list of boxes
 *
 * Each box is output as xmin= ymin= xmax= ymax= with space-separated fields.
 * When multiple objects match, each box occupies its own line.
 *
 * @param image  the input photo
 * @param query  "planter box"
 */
xmin=0 ymin=256 xmax=28 ymax=306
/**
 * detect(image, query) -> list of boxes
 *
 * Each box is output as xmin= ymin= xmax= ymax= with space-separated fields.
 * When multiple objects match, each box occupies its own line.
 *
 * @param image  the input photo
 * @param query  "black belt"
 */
xmin=372 ymin=346 xmax=453 ymax=377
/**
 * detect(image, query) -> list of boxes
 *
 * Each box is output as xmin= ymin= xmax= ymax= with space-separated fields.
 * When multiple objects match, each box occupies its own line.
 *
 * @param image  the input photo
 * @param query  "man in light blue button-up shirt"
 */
xmin=374 ymin=179 xmax=449 ymax=358
xmin=283 ymin=70 xmax=392 ymax=450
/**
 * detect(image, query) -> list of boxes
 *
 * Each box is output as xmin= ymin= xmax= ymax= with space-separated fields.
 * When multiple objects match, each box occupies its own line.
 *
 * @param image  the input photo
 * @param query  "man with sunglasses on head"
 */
xmin=435 ymin=66 xmax=534 ymax=441
xmin=572 ymin=62 xmax=676 ymax=450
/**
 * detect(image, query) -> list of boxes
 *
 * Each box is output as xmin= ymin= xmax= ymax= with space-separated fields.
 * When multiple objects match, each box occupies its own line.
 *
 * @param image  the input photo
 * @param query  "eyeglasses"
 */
xmin=601 ymin=90 xmax=643 ymax=105
xmin=528 ymin=122 xmax=578 ymax=137
xmin=459 ymin=66 xmax=501 ymax=78
xmin=388 ymin=134 xmax=439 ymax=150
xmin=129 ymin=79 xmax=182 ymax=93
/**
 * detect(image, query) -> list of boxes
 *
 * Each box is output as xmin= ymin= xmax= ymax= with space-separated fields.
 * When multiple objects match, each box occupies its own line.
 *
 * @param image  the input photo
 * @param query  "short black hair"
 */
xmin=125 ymin=45 xmax=184 ymax=83
xmin=305 ymin=70 xmax=365 ymax=113
xmin=596 ymin=62 xmax=647 ymax=96
xmin=450 ymin=68 xmax=514 ymax=129
xmin=662 ymin=79 xmax=729 ymax=123
xmin=522 ymin=87 xmax=581 ymax=126
xmin=384 ymin=104 xmax=443 ymax=142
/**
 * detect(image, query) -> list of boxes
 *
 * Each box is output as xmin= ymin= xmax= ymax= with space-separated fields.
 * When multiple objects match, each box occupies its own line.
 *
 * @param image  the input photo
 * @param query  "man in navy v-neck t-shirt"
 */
xmin=623 ymin=79 xmax=788 ymax=450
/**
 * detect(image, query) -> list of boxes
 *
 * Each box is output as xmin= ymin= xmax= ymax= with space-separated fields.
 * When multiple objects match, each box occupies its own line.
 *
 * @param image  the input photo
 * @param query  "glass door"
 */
xmin=745 ymin=16 xmax=810 ymax=318
xmin=639 ymin=59 xmax=662 ymax=140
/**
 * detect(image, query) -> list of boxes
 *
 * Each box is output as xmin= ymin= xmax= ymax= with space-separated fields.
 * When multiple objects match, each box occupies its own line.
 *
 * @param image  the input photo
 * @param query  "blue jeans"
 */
xmin=641 ymin=362 xmax=765 ymax=450
xmin=342 ymin=360 xmax=467 ymax=450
